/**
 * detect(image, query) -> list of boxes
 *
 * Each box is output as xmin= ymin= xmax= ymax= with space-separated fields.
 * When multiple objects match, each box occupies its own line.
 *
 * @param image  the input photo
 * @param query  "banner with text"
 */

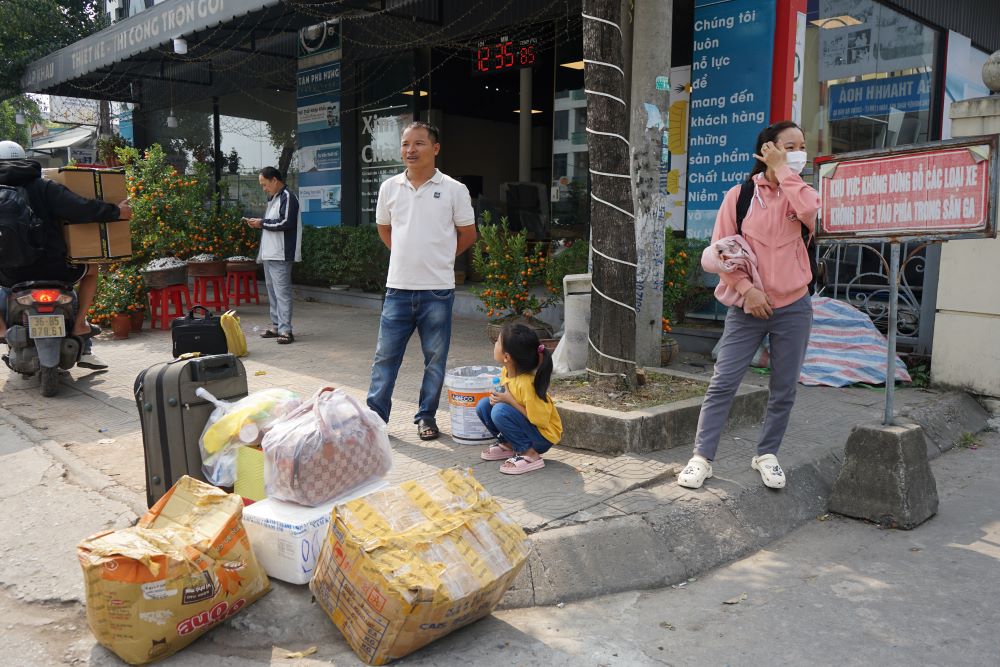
xmin=817 ymin=142 xmax=996 ymax=241
xmin=360 ymin=105 xmax=411 ymax=226
xmin=828 ymin=72 xmax=930 ymax=123
xmin=297 ymin=20 xmax=342 ymax=227
xmin=686 ymin=0 xmax=776 ymax=238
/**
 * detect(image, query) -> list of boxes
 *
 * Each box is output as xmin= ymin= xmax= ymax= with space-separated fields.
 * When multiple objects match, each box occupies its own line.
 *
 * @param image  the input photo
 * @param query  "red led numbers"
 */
xmin=474 ymin=38 xmax=536 ymax=75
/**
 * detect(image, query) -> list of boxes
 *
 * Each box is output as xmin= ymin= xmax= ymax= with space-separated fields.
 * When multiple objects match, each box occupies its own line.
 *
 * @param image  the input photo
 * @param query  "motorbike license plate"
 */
xmin=28 ymin=315 xmax=66 ymax=339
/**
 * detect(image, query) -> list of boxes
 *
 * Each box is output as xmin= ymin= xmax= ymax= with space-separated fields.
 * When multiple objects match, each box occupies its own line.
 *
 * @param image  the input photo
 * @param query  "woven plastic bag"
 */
xmin=261 ymin=387 xmax=393 ymax=506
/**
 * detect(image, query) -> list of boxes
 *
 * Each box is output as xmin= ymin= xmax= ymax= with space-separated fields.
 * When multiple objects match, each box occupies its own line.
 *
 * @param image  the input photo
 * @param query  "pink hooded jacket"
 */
xmin=701 ymin=235 xmax=764 ymax=310
xmin=711 ymin=165 xmax=820 ymax=309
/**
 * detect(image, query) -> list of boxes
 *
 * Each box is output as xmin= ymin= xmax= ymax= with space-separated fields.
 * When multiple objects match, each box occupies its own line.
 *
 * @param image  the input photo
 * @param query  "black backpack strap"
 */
xmin=734 ymin=178 xmax=755 ymax=235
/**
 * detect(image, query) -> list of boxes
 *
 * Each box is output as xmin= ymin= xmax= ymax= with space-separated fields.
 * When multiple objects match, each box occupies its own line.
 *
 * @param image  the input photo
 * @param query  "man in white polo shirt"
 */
xmin=366 ymin=122 xmax=477 ymax=440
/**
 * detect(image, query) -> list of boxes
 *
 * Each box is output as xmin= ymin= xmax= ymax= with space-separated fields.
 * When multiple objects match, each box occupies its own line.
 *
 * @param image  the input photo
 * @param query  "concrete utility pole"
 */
xmin=629 ymin=0 xmax=672 ymax=367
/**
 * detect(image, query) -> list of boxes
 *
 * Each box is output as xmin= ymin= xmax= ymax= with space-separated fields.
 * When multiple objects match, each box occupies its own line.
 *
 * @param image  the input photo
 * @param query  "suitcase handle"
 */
xmin=187 ymin=354 xmax=239 ymax=382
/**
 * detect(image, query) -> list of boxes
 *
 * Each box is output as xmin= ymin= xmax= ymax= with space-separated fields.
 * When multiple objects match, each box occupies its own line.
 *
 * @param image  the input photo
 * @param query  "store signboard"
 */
xmin=360 ymin=105 xmax=411 ymax=226
xmin=816 ymin=138 xmax=997 ymax=242
xmin=686 ymin=0 xmax=776 ymax=238
xmin=296 ymin=20 xmax=342 ymax=227
xmin=827 ymin=72 xmax=931 ymax=122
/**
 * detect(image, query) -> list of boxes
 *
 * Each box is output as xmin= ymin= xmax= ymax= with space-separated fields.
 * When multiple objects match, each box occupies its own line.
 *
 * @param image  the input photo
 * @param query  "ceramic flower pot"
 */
xmin=660 ymin=336 xmax=680 ymax=366
xmin=112 ymin=313 xmax=131 ymax=340
xmin=129 ymin=309 xmax=145 ymax=333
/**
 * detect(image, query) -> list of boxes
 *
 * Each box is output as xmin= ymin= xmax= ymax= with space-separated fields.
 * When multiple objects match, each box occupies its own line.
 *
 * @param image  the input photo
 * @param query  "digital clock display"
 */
xmin=474 ymin=36 xmax=537 ymax=75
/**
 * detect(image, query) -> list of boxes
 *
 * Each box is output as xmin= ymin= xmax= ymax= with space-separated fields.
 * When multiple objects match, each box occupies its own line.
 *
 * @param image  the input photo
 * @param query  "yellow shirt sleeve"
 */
xmin=504 ymin=371 xmax=563 ymax=444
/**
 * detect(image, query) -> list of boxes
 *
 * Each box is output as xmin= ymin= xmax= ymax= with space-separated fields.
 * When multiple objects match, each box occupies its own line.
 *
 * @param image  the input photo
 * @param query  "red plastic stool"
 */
xmin=192 ymin=275 xmax=229 ymax=312
xmin=148 ymin=284 xmax=192 ymax=330
xmin=226 ymin=270 xmax=260 ymax=306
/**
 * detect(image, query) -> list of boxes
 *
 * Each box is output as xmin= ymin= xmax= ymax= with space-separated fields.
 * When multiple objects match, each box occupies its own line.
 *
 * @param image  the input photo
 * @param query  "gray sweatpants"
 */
xmin=262 ymin=260 xmax=294 ymax=335
xmin=693 ymin=294 xmax=813 ymax=461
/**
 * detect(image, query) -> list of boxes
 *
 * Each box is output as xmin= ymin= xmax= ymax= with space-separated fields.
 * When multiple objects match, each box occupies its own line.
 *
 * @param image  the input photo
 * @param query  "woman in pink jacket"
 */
xmin=678 ymin=121 xmax=819 ymax=490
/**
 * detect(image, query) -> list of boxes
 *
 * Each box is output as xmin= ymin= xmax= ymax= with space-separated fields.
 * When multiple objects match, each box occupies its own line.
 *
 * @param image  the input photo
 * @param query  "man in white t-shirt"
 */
xmin=366 ymin=122 xmax=477 ymax=440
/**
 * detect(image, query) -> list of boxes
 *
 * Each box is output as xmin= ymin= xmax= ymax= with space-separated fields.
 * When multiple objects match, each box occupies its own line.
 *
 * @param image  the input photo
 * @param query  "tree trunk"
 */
xmin=278 ymin=138 xmax=295 ymax=179
xmin=583 ymin=0 xmax=638 ymax=390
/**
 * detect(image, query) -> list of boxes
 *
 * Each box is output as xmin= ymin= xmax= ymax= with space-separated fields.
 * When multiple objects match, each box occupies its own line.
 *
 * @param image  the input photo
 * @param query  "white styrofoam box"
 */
xmin=243 ymin=479 xmax=388 ymax=584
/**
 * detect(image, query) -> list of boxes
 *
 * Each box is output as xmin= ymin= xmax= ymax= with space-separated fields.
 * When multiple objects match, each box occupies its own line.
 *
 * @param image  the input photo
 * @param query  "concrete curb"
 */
xmin=499 ymin=391 xmax=989 ymax=608
xmin=500 ymin=448 xmax=841 ymax=608
xmin=0 ymin=408 xmax=146 ymax=519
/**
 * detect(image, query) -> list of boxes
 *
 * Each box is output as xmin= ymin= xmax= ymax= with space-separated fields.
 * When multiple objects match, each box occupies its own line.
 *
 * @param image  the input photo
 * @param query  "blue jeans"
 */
xmin=475 ymin=398 xmax=553 ymax=455
xmin=262 ymin=260 xmax=294 ymax=335
xmin=367 ymin=288 xmax=455 ymax=423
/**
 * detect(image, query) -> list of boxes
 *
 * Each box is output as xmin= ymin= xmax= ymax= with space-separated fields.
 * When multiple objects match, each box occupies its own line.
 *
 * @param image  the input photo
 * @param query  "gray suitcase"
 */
xmin=134 ymin=354 xmax=248 ymax=507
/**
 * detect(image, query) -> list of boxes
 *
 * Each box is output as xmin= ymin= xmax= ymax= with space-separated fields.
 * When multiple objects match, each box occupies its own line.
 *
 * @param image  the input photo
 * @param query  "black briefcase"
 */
xmin=171 ymin=305 xmax=228 ymax=358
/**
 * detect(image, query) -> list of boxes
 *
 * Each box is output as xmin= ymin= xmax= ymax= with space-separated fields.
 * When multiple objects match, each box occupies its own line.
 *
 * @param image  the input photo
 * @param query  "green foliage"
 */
xmin=96 ymin=134 xmax=130 ymax=165
xmin=0 ymin=1 xmax=108 ymax=98
xmin=955 ymin=432 xmax=980 ymax=449
xmin=905 ymin=359 xmax=931 ymax=389
xmin=89 ymin=265 xmax=146 ymax=325
xmin=293 ymin=225 xmax=389 ymax=292
xmin=546 ymin=238 xmax=590 ymax=290
xmin=663 ymin=232 xmax=711 ymax=326
xmin=0 ymin=96 xmax=42 ymax=146
xmin=118 ymin=143 xmax=257 ymax=264
xmin=472 ymin=213 xmax=562 ymax=322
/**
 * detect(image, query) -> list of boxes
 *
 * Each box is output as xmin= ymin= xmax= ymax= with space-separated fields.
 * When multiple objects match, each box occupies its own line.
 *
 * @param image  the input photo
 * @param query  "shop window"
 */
xmin=554 ymin=110 xmax=569 ymax=141
xmin=800 ymin=0 xmax=941 ymax=159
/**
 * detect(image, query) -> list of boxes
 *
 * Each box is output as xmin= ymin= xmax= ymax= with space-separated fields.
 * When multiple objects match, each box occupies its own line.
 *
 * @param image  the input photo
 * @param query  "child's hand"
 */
xmin=489 ymin=390 xmax=510 ymax=406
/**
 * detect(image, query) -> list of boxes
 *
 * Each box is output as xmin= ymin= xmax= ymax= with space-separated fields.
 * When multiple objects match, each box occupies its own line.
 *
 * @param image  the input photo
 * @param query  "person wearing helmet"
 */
xmin=0 ymin=141 xmax=27 ymax=160
xmin=0 ymin=142 xmax=131 ymax=369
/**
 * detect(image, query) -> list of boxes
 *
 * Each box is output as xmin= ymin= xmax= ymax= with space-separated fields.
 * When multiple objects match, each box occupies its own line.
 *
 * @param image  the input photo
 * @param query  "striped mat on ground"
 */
xmin=752 ymin=296 xmax=911 ymax=387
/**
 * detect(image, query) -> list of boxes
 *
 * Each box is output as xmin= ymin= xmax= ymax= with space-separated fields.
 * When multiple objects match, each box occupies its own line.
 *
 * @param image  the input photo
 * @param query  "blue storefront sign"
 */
xmin=828 ymin=72 xmax=931 ymax=122
xmin=297 ymin=21 xmax=342 ymax=227
xmin=686 ymin=0 xmax=776 ymax=238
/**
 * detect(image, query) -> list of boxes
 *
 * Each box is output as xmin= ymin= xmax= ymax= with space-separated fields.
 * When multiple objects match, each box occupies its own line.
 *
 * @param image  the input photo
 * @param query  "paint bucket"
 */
xmin=445 ymin=365 xmax=501 ymax=445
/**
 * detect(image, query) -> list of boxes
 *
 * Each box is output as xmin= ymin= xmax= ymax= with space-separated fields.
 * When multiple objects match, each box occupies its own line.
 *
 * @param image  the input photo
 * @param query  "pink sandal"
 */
xmin=481 ymin=443 xmax=513 ymax=461
xmin=500 ymin=455 xmax=545 ymax=475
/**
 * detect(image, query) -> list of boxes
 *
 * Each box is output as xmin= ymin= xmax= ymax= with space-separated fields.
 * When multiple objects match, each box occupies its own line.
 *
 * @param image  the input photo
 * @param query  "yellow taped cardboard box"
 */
xmin=309 ymin=468 xmax=530 ymax=665
xmin=42 ymin=167 xmax=132 ymax=262
xmin=77 ymin=476 xmax=270 ymax=665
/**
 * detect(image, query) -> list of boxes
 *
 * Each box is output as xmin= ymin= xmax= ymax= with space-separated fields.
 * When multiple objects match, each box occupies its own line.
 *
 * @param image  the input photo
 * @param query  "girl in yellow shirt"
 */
xmin=477 ymin=323 xmax=563 ymax=474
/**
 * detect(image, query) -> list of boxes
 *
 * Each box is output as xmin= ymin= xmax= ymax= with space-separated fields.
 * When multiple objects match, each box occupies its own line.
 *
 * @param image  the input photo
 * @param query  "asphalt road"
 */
xmin=2 ymin=418 xmax=997 ymax=666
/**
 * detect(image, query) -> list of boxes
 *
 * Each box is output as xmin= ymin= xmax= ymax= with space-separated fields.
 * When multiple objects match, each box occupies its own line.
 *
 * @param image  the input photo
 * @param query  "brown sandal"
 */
xmin=276 ymin=333 xmax=294 ymax=344
xmin=259 ymin=329 xmax=279 ymax=339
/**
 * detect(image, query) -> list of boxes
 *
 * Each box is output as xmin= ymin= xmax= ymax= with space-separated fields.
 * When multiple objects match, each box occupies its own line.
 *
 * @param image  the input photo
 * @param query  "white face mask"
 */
xmin=785 ymin=150 xmax=808 ymax=175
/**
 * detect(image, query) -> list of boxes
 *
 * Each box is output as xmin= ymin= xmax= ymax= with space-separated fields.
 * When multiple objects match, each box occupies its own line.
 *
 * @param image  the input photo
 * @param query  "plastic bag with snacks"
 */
xmin=262 ymin=387 xmax=393 ymax=506
xmin=198 ymin=387 xmax=302 ymax=486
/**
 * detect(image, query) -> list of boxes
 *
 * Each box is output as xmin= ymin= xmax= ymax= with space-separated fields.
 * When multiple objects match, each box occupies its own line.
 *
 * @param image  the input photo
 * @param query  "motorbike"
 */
xmin=2 ymin=280 xmax=85 ymax=397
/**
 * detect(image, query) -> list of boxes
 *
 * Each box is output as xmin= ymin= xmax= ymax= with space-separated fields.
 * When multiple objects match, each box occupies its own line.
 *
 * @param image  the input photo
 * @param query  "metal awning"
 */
xmin=29 ymin=127 xmax=96 ymax=152
xmin=21 ymin=0 xmax=287 ymax=95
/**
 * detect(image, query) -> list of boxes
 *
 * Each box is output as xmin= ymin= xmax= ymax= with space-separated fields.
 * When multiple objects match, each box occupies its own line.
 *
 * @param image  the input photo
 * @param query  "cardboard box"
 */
xmin=43 ymin=166 xmax=127 ymax=204
xmin=42 ymin=167 xmax=132 ymax=262
xmin=63 ymin=219 xmax=132 ymax=262
xmin=309 ymin=469 xmax=529 ymax=665
xmin=243 ymin=479 xmax=388 ymax=585
xmin=77 ymin=476 xmax=270 ymax=665
xmin=234 ymin=446 xmax=266 ymax=501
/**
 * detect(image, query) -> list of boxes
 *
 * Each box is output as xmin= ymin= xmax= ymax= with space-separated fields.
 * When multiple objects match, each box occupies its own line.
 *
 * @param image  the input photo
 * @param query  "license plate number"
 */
xmin=28 ymin=315 xmax=66 ymax=339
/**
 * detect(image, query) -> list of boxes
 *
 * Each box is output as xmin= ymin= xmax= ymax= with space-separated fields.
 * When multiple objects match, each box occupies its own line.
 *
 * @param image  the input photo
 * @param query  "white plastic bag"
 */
xmin=198 ymin=387 xmax=302 ymax=486
xmin=261 ymin=387 xmax=393 ymax=506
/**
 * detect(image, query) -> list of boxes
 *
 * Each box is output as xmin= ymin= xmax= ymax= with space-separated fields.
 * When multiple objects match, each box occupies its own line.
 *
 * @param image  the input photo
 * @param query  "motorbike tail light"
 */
xmin=21 ymin=289 xmax=72 ymax=305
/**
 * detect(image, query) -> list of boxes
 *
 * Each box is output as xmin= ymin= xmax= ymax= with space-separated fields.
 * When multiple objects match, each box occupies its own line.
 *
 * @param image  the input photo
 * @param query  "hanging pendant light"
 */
xmin=173 ymin=37 xmax=187 ymax=55
xmin=14 ymin=112 xmax=24 ymax=125
xmin=166 ymin=111 xmax=178 ymax=128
